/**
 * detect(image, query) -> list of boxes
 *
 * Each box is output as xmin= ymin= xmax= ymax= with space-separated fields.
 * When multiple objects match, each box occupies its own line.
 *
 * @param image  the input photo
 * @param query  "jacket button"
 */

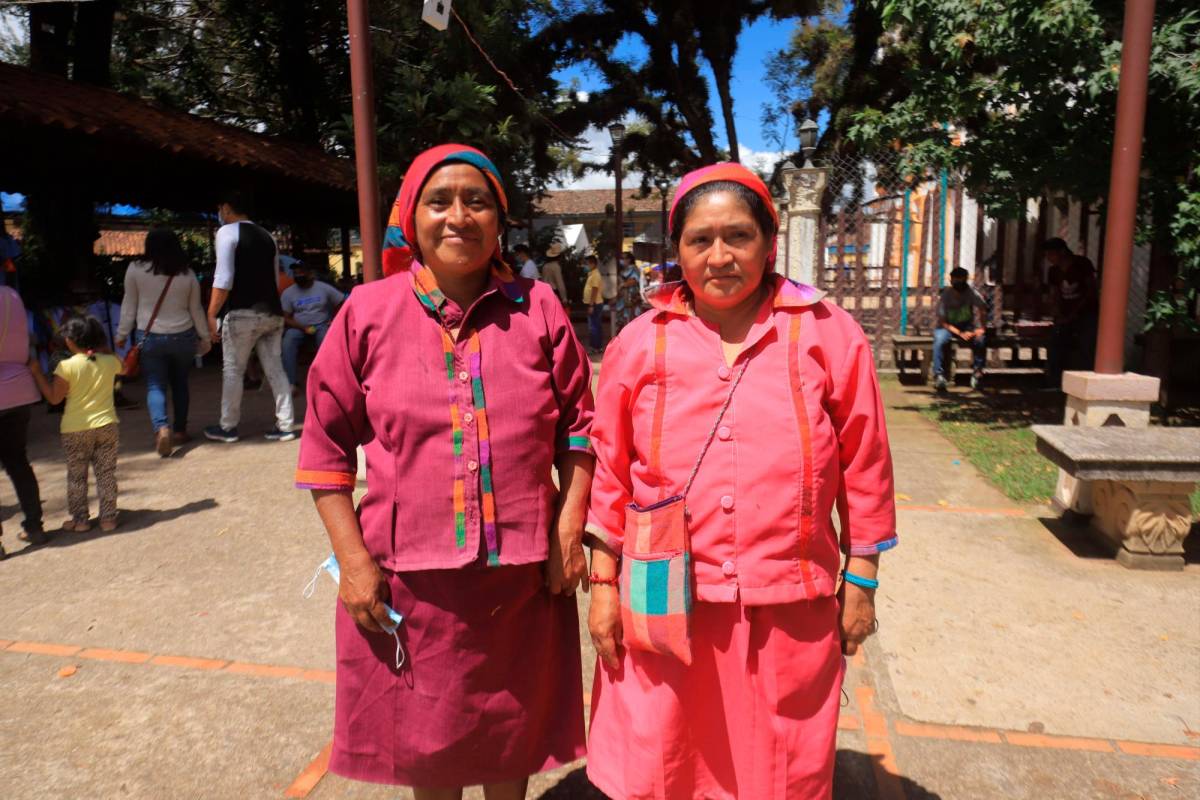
xmin=720 ymin=495 xmax=734 ymax=511
xmin=717 ymin=425 xmax=731 ymax=441
xmin=458 ymin=371 xmax=470 ymax=382
xmin=722 ymin=560 xmax=736 ymax=577
xmin=717 ymin=366 xmax=732 ymax=381
xmin=463 ymin=412 xmax=474 ymax=424
xmin=467 ymin=460 xmax=479 ymax=472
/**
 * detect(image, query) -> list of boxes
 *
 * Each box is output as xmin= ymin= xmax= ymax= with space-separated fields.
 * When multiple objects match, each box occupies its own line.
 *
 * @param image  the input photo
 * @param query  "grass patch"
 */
xmin=917 ymin=407 xmax=1059 ymax=503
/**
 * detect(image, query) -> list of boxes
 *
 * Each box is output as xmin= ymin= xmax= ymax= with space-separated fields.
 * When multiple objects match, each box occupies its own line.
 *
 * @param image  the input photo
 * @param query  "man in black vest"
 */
xmin=204 ymin=191 xmax=295 ymax=442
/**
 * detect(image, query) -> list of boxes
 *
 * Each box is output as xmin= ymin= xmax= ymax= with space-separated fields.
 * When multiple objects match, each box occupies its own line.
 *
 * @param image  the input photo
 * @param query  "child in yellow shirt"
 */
xmin=29 ymin=316 xmax=123 ymax=532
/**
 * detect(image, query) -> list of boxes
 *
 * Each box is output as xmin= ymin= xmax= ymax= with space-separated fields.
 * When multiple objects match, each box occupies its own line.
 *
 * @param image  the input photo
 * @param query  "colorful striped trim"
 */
xmin=293 ymin=470 xmax=356 ymax=491
xmin=649 ymin=316 xmax=669 ymax=500
xmin=414 ymin=265 xmax=502 ymax=566
xmin=787 ymin=313 xmax=817 ymax=589
xmin=849 ymin=535 xmax=899 ymax=556
xmin=559 ymin=435 xmax=594 ymax=454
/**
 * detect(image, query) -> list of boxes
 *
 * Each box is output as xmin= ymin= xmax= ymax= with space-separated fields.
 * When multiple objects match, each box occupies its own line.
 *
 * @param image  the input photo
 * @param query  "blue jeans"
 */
xmin=933 ymin=327 xmax=986 ymax=378
xmin=282 ymin=322 xmax=330 ymax=387
xmin=587 ymin=305 xmax=605 ymax=350
xmin=137 ymin=330 xmax=196 ymax=432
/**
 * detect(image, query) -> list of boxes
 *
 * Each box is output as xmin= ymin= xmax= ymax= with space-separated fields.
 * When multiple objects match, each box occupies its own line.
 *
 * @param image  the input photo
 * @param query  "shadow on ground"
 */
xmin=2 ymin=499 xmax=218 ymax=559
xmin=1041 ymin=515 xmax=1200 ymax=565
xmin=531 ymin=752 xmax=943 ymax=798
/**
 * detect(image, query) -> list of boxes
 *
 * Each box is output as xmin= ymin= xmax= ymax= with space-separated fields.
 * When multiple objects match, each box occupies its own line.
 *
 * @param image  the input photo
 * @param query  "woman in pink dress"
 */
xmin=296 ymin=144 xmax=593 ymax=799
xmin=585 ymin=163 xmax=898 ymax=799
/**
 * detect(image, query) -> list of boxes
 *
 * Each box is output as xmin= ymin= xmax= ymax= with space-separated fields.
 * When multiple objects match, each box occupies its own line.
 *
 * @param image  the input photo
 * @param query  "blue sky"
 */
xmin=551 ymin=15 xmax=799 ymax=187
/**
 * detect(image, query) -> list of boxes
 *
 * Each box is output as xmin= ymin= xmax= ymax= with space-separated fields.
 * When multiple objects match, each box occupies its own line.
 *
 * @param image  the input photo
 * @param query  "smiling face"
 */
xmin=413 ymin=163 xmax=501 ymax=279
xmin=677 ymin=190 xmax=772 ymax=314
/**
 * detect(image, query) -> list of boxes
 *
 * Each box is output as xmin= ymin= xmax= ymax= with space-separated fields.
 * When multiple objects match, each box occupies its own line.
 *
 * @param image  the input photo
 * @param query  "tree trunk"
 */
xmin=712 ymin=56 xmax=740 ymax=163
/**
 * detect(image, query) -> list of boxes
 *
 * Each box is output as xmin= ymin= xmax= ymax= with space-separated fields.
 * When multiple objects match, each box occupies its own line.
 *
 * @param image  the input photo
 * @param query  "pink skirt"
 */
xmin=587 ymin=597 xmax=844 ymax=800
xmin=330 ymin=562 xmax=586 ymax=787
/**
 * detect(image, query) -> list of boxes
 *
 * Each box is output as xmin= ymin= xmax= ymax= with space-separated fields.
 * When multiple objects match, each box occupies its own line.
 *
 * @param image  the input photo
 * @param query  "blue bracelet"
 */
xmin=842 ymin=571 xmax=879 ymax=590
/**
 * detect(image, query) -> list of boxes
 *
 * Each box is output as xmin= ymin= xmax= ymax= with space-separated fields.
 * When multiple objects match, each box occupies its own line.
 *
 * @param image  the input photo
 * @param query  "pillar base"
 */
xmin=1055 ymin=371 xmax=1161 ymax=515
xmin=1091 ymin=479 xmax=1191 ymax=572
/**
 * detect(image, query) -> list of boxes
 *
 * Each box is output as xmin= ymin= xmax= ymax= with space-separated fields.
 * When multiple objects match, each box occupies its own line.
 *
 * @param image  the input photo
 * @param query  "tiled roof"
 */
xmin=0 ymin=61 xmax=355 ymax=214
xmin=94 ymin=230 xmax=148 ymax=257
xmin=536 ymin=188 xmax=674 ymax=217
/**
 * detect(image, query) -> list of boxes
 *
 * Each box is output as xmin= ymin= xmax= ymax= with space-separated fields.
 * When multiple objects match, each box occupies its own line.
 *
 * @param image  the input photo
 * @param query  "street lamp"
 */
xmin=799 ymin=117 xmax=818 ymax=168
xmin=656 ymin=177 xmax=670 ymax=271
xmin=608 ymin=122 xmax=626 ymax=340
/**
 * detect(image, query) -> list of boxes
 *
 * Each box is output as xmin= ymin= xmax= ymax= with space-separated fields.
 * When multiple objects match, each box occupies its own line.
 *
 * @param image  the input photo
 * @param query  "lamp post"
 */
xmin=657 ymin=177 xmax=670 ymax=271
xmin=608 ymin=122 xmax=626 ymax=340
xmin=798 ymin=117 xmax=818 ymax=169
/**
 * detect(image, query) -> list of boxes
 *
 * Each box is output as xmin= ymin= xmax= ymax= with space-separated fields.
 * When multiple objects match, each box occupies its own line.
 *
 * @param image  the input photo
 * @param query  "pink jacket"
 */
xmin=586 ymin=275 xmax=897 ymax=605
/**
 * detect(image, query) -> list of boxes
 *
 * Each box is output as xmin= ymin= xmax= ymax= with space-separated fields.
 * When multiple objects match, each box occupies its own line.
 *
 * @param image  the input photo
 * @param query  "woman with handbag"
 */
xmin=585 ymin=163 xmax=899 ymax=799
xmin=116 ymin=228 xmax=211 ymax=456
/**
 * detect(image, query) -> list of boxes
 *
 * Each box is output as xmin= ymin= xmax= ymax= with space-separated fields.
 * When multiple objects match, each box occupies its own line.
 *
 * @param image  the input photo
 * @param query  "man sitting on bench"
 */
xmin=933 ymin=267 xmax=988 ymax=392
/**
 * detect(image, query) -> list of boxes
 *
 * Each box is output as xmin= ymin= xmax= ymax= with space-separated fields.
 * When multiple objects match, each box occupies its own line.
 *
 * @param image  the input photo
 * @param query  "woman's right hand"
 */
xmin=337 ymin=550 xmax=392 ymax=633
xmin=589 ymin=585 xmax=623 ymax=670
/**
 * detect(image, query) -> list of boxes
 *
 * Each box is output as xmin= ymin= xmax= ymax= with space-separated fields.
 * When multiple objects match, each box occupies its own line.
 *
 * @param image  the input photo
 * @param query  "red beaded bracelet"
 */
xmin=589 ymin=573 xmax=619 ymax=586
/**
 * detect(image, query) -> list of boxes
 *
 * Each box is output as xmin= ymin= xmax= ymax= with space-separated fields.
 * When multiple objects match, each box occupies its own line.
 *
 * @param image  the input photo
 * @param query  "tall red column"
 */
xmin=1094 ymin=0 xmax=1156 ymax=374
xmin=347 ymin=0 xmax=382 ymax=282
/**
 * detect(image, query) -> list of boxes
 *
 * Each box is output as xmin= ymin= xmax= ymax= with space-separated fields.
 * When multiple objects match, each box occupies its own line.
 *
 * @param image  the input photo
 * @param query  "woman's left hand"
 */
xmin=546 ymin=518 xmax=588 ymax=595
xmin=115 ymin=338 xmax=126 ymax=350
xmin=837 ymin=582 xmax=877 ymax=656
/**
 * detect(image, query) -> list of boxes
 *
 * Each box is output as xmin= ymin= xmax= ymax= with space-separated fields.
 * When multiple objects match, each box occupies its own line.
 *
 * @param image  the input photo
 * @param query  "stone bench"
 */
xmin=1032 ymin=424 xmax=1200 ymax=570
xmin=893 ymin=332 xmax=1048 ymax=383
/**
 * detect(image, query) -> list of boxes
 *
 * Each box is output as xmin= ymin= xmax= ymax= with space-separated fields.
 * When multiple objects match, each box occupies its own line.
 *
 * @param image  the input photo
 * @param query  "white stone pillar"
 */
xmin=780 ymin=164 xmax=829 ymax=286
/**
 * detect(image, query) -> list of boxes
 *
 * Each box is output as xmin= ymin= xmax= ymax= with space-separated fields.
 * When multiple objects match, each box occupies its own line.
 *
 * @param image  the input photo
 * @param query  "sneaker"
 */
xmin=934 ymin=375 xmax=948 ymax=393
xmin=970 ymin=371 xmax=983 ymax=391
xmin=264 ymin=427 xmax=297 ymax=442
xmin=204 ymin=425 xmax=240 ymax=443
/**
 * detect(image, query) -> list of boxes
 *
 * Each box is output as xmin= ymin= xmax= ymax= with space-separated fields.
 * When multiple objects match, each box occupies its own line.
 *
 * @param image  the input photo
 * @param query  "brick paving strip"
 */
xmin=5 ymin=635 xmax=1197 ymax=799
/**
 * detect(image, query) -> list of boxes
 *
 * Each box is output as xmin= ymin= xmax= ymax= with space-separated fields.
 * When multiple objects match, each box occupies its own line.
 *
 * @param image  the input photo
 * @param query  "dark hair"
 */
xmin=585 ymin=254 xmax=598 ymax=265
xmin=220 ymin=189 xmax=252 ymax=216
xmin=1041 ymin=237 xmax=1071 ymax=253
xmin=669 ymin=180 xmax=777 ymax=246
xmin=950 ymin=267 xmax=969 ymax=280
xmin=60 ymin=315 xmax=108 ymax=360
xmin=513 ymin=244 xmax=531 ymax=255
xmin=144 ymin=228 xmax=190 ymax=276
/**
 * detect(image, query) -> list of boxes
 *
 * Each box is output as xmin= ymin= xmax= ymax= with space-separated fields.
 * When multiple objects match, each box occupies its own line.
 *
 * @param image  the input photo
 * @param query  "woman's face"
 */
xmin=677 ymin=191 xmax=770 ymax=313
xmin=414 ymin=163 xmax=501 ymax=277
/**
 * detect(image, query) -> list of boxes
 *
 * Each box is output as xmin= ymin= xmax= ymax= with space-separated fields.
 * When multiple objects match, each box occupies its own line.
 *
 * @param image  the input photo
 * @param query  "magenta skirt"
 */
xmin=329 ymin=562 xmax=586 ymax=787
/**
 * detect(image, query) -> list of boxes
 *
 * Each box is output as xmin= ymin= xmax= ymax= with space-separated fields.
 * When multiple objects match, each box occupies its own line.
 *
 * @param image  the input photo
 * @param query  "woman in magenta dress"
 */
xmin=585 ymin=163 xmax=898 ymax=799
xmin=295 ymin=144 xmax=593 ymax=799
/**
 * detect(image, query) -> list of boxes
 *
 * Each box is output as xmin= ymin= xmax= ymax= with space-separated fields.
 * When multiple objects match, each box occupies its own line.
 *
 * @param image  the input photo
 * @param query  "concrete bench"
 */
xmin=892 ymin=335 xmax=934 ymax=382
xmin=893 ymin=332 xmax=1048 ymax=384
xmin=1032 ymin=425 xmax=1200 ymax=569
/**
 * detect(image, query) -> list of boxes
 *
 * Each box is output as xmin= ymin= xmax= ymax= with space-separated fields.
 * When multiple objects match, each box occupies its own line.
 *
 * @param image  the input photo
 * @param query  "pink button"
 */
xmin=458 ymin=371 xmax=470 ymax=382
xmin=467 ymin=460 xmax=479 ymax=472
xmin=717 ymin=366 xmax=732 ymax=381
xmin=463 ymin=412 xmax=474 ymax=424
xmin=722 ymin=560 xmax=736 ymax=577
xmin=720 ymin=495 xmax=734 ymax=511
xmin=717 ymin=426 xmax=731 ymax=441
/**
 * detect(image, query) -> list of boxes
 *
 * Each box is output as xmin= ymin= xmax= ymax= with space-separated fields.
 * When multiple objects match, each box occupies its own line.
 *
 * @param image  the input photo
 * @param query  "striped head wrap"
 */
xmin=382 ymin=144 xmax=510 ymax=277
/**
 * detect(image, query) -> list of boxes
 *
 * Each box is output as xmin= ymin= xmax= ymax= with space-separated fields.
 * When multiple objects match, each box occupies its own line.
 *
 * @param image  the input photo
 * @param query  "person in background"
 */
xmin=204 ymin=190 xmax=294 ymax=443
xmin=614 ymin=251 xmax=643 ymax=332
xmin=1043 ymin=237 xmax=1099 ymax=387
xmin=281 ymin=261 xmax=344 ymax=392
xmin=582 ymin=254 xmax=605 ymax=354
xmin=513 ymin=244 xmax=540 ymax=281
xmin=541 ymin=242 xmax=569 ymax=306
xmin=932 ymin=266 xmax=989 ymax=392
xmin=0 ymin=285 xmax=46 ymax=557
xmin=116 ymin=228 xmax=212 ymax=456
xmin=28 ymin=316 xmax=124 ymax=533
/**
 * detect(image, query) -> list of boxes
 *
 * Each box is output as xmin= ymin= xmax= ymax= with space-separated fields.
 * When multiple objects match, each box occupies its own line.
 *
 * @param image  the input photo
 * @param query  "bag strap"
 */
xmin=143 ymin=274 xmax=175 ymax=336
xmin=682 ymin=356 xmax=749 ymax=499
xmin=0 ymin=290 xmax=12 ymax=355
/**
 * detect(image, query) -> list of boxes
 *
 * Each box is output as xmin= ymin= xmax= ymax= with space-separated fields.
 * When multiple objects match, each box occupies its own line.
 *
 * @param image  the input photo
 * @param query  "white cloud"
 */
xmin=738 ymin=148 xmax=788 ymax=177
xmin=548 ymin=123 xmax=644 ymax=191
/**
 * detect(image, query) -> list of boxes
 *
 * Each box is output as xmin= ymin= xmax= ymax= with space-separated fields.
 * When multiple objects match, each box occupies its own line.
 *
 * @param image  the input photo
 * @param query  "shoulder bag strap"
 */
xmin=143 ymin=275 xmax=175 ymax=336
xmin=682 ymin=356 xmax=750 ymax=500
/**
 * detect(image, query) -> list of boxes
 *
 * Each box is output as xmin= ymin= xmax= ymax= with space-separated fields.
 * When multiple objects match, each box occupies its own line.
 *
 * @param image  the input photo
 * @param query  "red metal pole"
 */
xmin=1094 ymin=0 xmax=1156 ymax=374
xmin=347 ymin=0 xmax=382 ymax=282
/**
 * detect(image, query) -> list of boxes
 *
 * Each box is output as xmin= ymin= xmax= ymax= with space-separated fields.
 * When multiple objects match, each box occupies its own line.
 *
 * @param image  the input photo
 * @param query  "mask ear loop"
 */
xmin=302 ymin=562 xmax=324 ymax=599
xmin=392 ymin=631 xmax=406 ymax=671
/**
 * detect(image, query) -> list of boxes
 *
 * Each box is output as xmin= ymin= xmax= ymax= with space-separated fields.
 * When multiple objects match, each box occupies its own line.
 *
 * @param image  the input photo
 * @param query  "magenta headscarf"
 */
xmin=669 ymin=162 xmax=780 ymax=271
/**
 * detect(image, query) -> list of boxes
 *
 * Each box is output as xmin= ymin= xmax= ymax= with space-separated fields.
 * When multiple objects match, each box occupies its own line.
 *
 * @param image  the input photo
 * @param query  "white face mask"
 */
xmin=304 ymin=553 xmax=406 ymax=669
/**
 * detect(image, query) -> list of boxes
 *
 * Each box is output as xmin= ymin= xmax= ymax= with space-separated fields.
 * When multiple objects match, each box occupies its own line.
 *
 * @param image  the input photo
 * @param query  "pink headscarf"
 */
xmin=669 ymin=162 xmax=780 ymax=270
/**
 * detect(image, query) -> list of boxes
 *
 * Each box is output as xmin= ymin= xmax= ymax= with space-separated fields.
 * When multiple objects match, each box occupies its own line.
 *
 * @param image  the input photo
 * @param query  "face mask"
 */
xmin=952 ymin=281 xmax=967 ymax=292
xmin=304 ymin=553 xmax=406 ymax=669
xmin=295 ymin=276 xmax=314 ymax=288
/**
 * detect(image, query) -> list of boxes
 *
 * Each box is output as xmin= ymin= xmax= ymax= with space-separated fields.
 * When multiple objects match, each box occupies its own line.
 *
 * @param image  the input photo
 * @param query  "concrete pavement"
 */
xmin=0 ymin=366 xmax=1196 ymax=798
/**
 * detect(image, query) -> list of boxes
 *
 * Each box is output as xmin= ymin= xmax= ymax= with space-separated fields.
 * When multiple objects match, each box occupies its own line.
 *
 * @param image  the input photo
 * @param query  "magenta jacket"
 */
xmin=586 ymin=275 xmax=897 ymax=605
xmin=296 ymin=264 xmax=594 ymax=571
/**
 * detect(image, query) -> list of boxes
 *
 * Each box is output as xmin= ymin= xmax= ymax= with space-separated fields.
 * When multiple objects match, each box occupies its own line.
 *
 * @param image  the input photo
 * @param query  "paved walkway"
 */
xmin=0 ymin=367 xmax=1196 ymax=798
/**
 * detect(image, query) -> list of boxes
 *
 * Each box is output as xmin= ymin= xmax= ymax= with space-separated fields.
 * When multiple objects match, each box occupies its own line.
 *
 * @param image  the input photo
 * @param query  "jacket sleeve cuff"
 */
xmin=294 ymin=469 xmax=357 ymax=491
xmin=583 ymin=519 xmax=623 ymax=553
xmin=557 ymin=435 xmax=594 ymax=455
xmin=848 ymin=535 xmax=899 ymax=556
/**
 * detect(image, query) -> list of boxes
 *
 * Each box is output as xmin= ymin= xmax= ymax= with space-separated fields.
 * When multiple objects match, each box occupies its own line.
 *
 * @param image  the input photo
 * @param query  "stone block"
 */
xmin=1061 ymin=371 xmax=1160 ymax=404
xmin=1091 ymin=479 xmax=1193 ymax=570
